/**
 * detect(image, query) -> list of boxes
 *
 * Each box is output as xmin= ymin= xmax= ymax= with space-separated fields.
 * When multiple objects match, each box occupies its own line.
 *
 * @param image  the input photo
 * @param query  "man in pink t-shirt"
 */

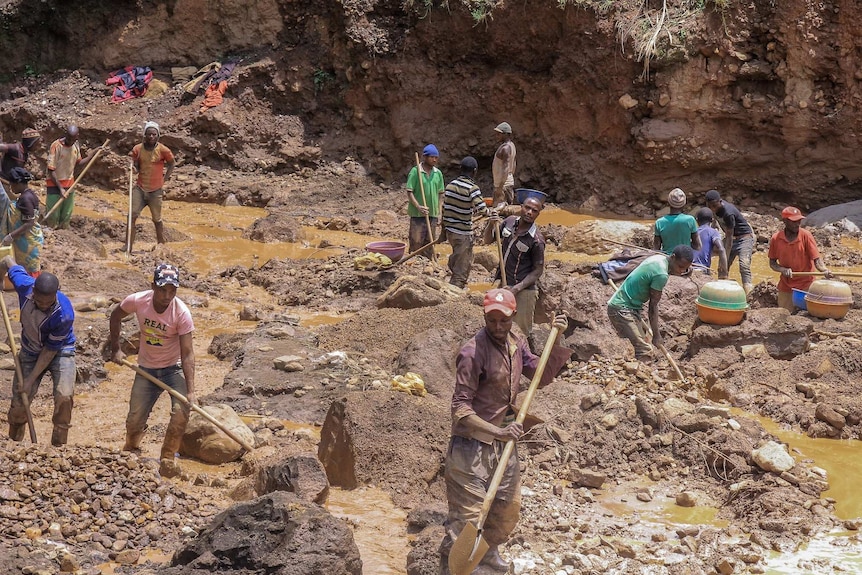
xmin=109 ymin=263 xmax=195 ymax=478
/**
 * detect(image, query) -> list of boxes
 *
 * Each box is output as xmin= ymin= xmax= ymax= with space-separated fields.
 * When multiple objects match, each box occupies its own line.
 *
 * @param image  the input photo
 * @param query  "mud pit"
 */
xmin=1 ymin=17 xmax=862 ymax=574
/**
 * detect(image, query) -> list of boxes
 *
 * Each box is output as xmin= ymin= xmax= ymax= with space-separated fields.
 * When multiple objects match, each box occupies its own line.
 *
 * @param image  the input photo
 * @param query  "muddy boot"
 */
xmin=480 ymin=546 xmax=512 ymax=572
xmin=51 ymin=426 xmax=69 ymax=447
xmin=122 ymin=431 xmax=144 ymax=453
xmin=159 ymin=457 xmax=182 ymax=478
xmin=9 ymin=423 xmax=25 ymax=442
xmin=154 ymin=221 xmax=166 ymax=244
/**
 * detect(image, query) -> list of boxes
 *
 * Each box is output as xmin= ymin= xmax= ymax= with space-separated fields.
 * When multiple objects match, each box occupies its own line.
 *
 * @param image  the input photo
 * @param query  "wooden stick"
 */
xmin=394 ymin=236 xmax=444 ymax=266
xmin=125 ymin=160 xmax=134 ymax=254
xmin=42 ymin=139 xmax=109 ymax=223
xmin=600 ymin=237 xmax=709 ymax=270
xmin=120 ymin=359 xmax=255 ymax=453
xmin=0 ymin=247 xmax=37 ymax=443
xmin=793 ymin=271 xmax=862 ymax=278
xmin=414 ymin=153 xmax=436 ymax=260
xmin=495 ymin=219 xmax=507 ymax=287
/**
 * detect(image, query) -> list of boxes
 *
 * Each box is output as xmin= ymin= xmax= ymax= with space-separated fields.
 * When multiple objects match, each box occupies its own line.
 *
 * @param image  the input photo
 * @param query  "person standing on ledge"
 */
xmin=129 ymin=121 xmax=175 ymax=252
xmin=768 ymin=206 xmax=832 ymax=312
xmin=492 ymin=122 xmax=517 ymax=206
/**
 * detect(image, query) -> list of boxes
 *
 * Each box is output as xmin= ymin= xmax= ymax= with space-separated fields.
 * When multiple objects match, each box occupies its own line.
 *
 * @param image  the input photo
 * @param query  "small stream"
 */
xmin=76 ymin=191 xmax=862 ymax=573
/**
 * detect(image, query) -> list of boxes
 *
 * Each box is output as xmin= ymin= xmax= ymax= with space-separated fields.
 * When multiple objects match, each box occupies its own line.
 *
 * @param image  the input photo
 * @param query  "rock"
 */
xmin=172 ymin=492 xmax=362 ymax=574
xmin=406 ymin=503 xmax=447 ymax=531
xmin=697 ymin=405 xmax=730 ymax=419
xmin=690 ymin=308 xmax=811 ymax=358
xmin=740 ymin=343 xmax=768 ymax=358
xmin=59 ymin=554 xmax=79 ymax=572
xmin=844 ymin=518 xmax=862 ymax=530
xmin=716 ymin=557 xmax=736 ymax=575
xmin=243 ymin=212 xmax=306 ymax=242
xmin=618 ymin=93 xmax=638 ymax=109
xmin=661 ymin=397 xmax=695 ymax=420
xmin=600 ymin=413 xmax=618 ymax=429
xmin=675 ymin=491 xmax=698 ymax=507
xmin=223 ymin=193 xmax=241 ymax=207
xmin=239 ymin=305 xmax=264 ymax=321
xmin=255 ymin=453 xmax=330 ymax=504
xmin=580 ymin=392 xmax=603 ymax=411
xmin=815 ymin=403 xmax=846 ymax=429
xmin=635 ymin=397 xmax=658 ymax=428
xmin=179 ymin=404 xmax=255 ymax=464
xmin=273 ymin=355 xmax=305 ymax=371
xmin=115 ymin=549 xmax=140 ymax=565
xmin=0 ymin=358 xmax=16 ymax=370
xmin=570 ymin=467 xmax=606 ymax=489
xmin=751 ymin=441 xmax=795 ymax=473
xmin=376 ymin=275 xmax=465 ymax=310
xmin=805 ymin=358 xmax=833 ymax=378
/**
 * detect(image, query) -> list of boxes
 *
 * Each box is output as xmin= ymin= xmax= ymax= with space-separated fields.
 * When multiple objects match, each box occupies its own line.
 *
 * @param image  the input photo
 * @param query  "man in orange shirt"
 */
xmin=46 ymin=125 xmax=102 ymax=229
xmin=128 ymin=121 xmax=175 ymax=252
xmin=768 ymin=206 xmax=832 ymax=312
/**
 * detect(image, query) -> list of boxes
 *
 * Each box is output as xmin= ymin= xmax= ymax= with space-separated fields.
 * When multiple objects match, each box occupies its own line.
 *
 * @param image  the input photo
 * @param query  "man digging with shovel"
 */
xmin=441 ymin=289 xmax=570 ymax=574
xmin=109 ymin=263 xmax=195 ymax=478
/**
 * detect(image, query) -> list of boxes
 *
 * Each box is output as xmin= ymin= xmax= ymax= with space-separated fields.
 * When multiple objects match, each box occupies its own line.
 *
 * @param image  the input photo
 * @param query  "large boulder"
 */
xmin=689 ymin=308 xmax=813 ymax=358
xmin=179 ymin=404 xmax=255 ymax=464
xmin=243 ymin=212 xmax=306 ymax=242
xmin=376 ymin=275 xmax=465 ymax=310
xmin=170 ymin=492 xmax=362 ymax=575
xmin=255 ymin=453 xmax=330 ymax=504
xmin=318 ymin=391 xmax=449 ymax=507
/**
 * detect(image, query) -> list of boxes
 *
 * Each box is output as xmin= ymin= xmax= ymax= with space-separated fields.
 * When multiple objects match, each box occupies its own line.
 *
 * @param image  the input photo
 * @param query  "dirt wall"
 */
xmin=2 ymin=0 xmax=862 ymax=213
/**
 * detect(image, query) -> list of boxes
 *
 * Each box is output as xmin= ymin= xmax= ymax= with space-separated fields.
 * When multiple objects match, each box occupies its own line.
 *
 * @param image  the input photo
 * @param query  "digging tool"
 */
xmin=120 ymin=359 xmax=255 ymax=453
xmin=0 ymin=245 xmax=37 ymax=443
xmin=792 ymin=271 xmax=862 ymax=278
xmin=607 ymin=279 xmax=687 ymax=383
xmin=414 ymin=153 xmax=436 ymax=260
xmin=125 ymin=159 xmax=134 ymax=254
xmin=41 ymin=139 xmax=110 ymax=224
xmin=494 ymin=219 xmax=508 ymax=287
xmin=448 ymin=323 xmax=561 ymax=575
xmin=599 ymin=237 xmax=709 ymax=270
xmin=395 ymin=235 xmax=445 ymax=266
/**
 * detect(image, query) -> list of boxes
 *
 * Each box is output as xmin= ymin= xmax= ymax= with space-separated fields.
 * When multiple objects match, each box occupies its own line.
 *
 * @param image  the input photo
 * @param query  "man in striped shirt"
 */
xmin=442 ymin=157 xmax=488 ymax=288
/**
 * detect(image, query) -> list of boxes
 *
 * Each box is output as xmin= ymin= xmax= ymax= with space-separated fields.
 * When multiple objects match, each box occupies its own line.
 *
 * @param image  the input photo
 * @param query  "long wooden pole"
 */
xmin=125 ymin=160 xmax=134 ymax=253
xmin=42 ymin=139 xmax=110 ymax=223
xmin=793 ymin=271 xmax=862 ymax=278
xmin=413 ymin=153 xmax=436 ymax=260
xmin=0 ymin=251 xmax=37 ymax=443
xmin=495 ymin=219 xmax=508 ymax=287
xmin=120 ymin=360 xmax=255 ymax=453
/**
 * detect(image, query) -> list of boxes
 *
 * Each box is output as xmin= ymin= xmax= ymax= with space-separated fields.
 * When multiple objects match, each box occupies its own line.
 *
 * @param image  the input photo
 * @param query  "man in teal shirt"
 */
xmin=654 ymin=188 xmax=700 ymax=254
xmin=607 ymin=245 xmax=694 ymax=361
xmin=406 ymin=144 xmax=445 ymax=260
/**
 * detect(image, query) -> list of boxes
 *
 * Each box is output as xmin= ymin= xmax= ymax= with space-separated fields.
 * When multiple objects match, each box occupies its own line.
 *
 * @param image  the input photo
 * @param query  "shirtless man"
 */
xmin=492 ymin=122 xmax=517 ymax=205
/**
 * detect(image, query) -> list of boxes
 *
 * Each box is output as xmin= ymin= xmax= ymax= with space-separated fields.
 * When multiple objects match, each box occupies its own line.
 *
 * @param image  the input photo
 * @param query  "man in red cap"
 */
xmin=439 ymin=289 xmax=570 ymax=573
xmin=768 ymin=206 xmax=832 ymax=311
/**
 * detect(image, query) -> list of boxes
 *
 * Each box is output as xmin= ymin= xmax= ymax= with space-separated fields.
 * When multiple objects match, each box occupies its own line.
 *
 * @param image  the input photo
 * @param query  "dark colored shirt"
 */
xmin=16 ymin=188 xmax=39 ymax=221
xmin=498 ymin=216 xmax=545 ymax=287
xmin=451 ymin=327 xmax=571 ymax=442
xmin=8 ymin=265 xmax=76 ymax=355
xmin=0 ymin=143 xmax=27 ymax=181
xmin=716 ymin=201 xmax=752 ymax=238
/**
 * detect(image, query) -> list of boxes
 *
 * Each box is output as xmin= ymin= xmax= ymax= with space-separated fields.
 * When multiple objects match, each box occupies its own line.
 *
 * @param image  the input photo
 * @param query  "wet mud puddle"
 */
xmin=76 ymin=193 xmax=862 ymax=573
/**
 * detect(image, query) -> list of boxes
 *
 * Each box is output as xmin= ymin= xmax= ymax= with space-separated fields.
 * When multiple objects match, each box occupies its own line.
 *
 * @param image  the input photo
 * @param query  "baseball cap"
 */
xmin=667 ymin=188 xmax=687 ymax=209
xmin=483 ymin=288 xmax=517 ymax=317
xmin=422 ymin=144 xmax=439 ymax=157
xmin=705 ymin=189 xmax=721 ymax=202
xmin=153 ymin=263 xmax=180 ymax=287
xmin=494 ymin=122 xmax=512 ymax=134
xmin=8 ymin=167 xmax=32 ymax=183
xmin=781 ymin=206 xmax=805 ymax=221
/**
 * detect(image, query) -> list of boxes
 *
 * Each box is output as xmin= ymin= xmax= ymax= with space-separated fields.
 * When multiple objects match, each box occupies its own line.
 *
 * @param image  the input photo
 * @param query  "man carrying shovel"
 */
xmin=109 ymin=263 xmax=195 ymax=478
xmin=405 ymin=144 xmax=445 ymax=261
xmin=440 ymin=289 xmax=570 ymax=573
xmin=0 ymin=254 xmax=76 ymax=446
xmin=45 ymin=125 xmax=104 ymax=229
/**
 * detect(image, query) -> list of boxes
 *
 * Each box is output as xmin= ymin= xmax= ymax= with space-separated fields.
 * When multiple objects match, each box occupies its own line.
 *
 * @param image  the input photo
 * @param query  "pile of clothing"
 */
xmin=106 ymin=66 xmax=153 ymax=103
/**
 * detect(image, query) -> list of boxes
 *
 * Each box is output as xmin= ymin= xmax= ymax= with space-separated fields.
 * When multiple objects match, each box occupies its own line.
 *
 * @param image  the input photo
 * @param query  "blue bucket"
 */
xmin=515 ymin=188 xmax=547 ymax=204
xmin=792 ymin=288 xmax=808 ymax=310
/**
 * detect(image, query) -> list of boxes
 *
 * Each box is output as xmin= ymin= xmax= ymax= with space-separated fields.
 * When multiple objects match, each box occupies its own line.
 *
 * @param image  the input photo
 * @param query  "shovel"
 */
xmin=41 ymin=139 xmax=110 ymax=224
xmin=0 ymin=246 xmax=37 ymax=443
xmin=495 ymin=219 xmax=507 ymax=287
xmin=448 ymin=324 xmax=561 ymax=575
xmin=120 ymin=360 xmax=255 ymax=453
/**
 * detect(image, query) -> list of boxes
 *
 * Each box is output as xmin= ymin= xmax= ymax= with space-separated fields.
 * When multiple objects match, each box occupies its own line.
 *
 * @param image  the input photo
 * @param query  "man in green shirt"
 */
xmin=654 ymin=188 xmax=700 ymax=254
xmin=406 ymin=144 xmax=445 ymax=260
xmin=607 ymin=245 xmax=694 ymax=361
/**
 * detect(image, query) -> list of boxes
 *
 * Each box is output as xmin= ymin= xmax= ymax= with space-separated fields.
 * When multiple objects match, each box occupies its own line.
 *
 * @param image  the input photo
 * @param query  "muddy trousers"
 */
xmin=8 ymin=352 xmax=76 ymax=446
xmin=447 ymin=232 xmax=474 ymax=288
xmin=728 ymin=235 xmax=755 ymax=289
xmin=440 ymin=436 xmax=521 ymax=561
xmin=607 ymin=304 xmax=653 ymax=360
xmin=125 ymin=365 xmax=190 ymax=460
xmin=776 ymin=290 xmax=795 ymax=312
xmin=514 ymin=288 xmax=538 ymax=342
xmin=409 ymin=216 xmax=438 ymax=261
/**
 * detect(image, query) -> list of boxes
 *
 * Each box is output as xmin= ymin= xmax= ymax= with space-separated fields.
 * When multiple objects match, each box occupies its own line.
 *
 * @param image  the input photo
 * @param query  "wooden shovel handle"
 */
xmin=42 ymin=139 xmax=110 ymax=222
xmin=0 ymin=262 xmax=37 ymax=443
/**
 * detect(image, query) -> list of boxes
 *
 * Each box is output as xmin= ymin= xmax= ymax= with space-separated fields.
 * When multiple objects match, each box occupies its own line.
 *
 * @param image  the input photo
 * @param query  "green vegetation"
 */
xmin=313 ymin=68 xmax=336 ymax=94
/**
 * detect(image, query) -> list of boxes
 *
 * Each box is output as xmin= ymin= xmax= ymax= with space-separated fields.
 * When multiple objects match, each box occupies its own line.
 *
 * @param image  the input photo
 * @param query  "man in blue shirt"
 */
xmin=1 ymin=255 xmax=76 ymax=446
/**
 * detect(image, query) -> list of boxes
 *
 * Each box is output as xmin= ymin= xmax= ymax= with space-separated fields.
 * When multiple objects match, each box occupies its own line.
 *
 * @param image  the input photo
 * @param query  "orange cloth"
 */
xmin=200 ymin=81 xmax=227 ymax=112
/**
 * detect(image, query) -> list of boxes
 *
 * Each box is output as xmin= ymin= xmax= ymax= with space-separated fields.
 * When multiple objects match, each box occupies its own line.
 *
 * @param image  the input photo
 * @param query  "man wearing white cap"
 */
xmin=128 ymin=121 xmax=175 ymax=251
xmin=440 ymin=288 xmax=570 ymax=573
xmin=492 ymin=122 xmax=517 ymax=206
xmin=654 ymin=187 xmax=700 ymax=254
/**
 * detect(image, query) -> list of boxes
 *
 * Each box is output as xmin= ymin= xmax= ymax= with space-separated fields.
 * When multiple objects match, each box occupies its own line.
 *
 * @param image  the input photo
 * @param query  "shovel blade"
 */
xmin=448 ymin=521 xmax=489 ymax=575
